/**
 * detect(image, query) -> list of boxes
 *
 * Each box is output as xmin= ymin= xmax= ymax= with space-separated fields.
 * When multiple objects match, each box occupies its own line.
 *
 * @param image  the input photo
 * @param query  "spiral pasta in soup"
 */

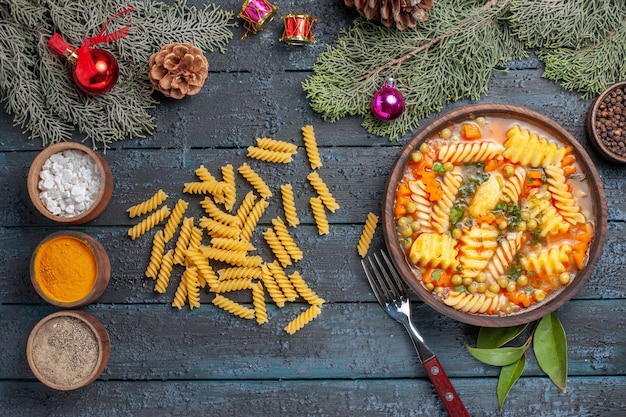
xmin=394 ymin=116 xmax=595 ymax=316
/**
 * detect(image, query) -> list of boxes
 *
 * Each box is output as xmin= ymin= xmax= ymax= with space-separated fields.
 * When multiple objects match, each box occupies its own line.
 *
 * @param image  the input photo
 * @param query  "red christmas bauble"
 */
xmin=73 ymin=48 xmax=119 ymax=95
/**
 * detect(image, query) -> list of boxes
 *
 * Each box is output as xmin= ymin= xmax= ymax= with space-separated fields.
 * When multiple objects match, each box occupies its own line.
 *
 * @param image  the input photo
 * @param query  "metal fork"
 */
xmin=362 ymin=250 xmax=470 ymax=417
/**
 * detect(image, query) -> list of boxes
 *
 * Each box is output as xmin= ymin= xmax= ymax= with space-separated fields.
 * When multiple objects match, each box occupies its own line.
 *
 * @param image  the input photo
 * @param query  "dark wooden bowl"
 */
xmin=27 ymin=142 xmax=113 ymax=224
xmin=585 ymin=81 xmax=626 ymax=163
xmin=26 ymin=310 xmax=110 ymax=391
xmin=30 ymin=231 xmax=110 ymax=308
xmin=382 ymin=104 xmax=607 ymax=327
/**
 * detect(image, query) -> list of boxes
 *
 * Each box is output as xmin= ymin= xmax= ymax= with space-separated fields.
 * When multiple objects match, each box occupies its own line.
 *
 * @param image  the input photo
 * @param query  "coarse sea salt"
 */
xmin=38 ymin=150 xmax=101 ymax=217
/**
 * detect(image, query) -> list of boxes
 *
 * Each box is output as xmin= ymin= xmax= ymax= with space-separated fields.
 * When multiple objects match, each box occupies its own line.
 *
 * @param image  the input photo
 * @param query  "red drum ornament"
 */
xmin=47 ymin=8 xmax=133 ymax=95
xmin=280 ymin=14 xmax=317 ymax=45
xmin=238 ymin=0 xmax=279 ymax=39
xmin=371 ymin=78 xmax=406 ymax=122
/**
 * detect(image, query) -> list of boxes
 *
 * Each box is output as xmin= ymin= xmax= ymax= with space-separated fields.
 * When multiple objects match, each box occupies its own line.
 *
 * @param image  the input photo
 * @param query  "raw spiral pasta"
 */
xmin=263 ymin=227 xmax=292 ymax=267
xmin=146 ymin=230 xmax=165 ymax=279
xmin=247 ymin=146 xmax=294 ymax=164
xmin=128 ymin=205 xmax=170 ymax=240
xmin=280 ymin=183 xmax=300 ymax=227
xmin=183 ymin=180 xmax=230 ymax=196
xmin=212 ymin=278 xmax=254 ymax=293
xmin=154 ymin=249 xmax=174 ymax=294
xmin=289 ymin=271 xmax=325 ymax=306
xmin=173 ymin=217 xmax=194 ymax=265
xmin=186 ymin=248 xmax=218 ymax=289
xmin=185 ymin=266 xmax=201 ymax=309
xmin=260 ymin=262 xmax=288 ymax=307
xmin=272 ymin=217 xmax=303 ymax=261
xmin=163 ymin=199 xmax=189 ymax=242
xmin=235 ymin=191 xmax=257 ymax=227
xmin=256 ymin=137 xmax=298 ymax=154
xmin=302 ymin=125 xmax=322 ymax=169
xmin=307 ymin=172 xmax=340 ymax=212
xmin=202 ymin=246 xmax=248 ymax=265
xmin=267 ymin=261 xmax=298 ymax=302
xmin=238 ymin=162 xmax=272 ymax=199
xmin=195 ymin=164 xmax=217 ymax=182
xmin=217 ymin=266 xmax=262 ymax=280
xmin=357 ymin=212 xmax=378 ymax=258
xmin=210 ymin=237 xmax=255 ymax=252
xmin=200 ymin=197 xmax=240 ymax=227
xmin=240 ymin=198 xmax=269 ymax=241
xmin=221 ymin=164 xmax=237 ymax=211
xmin=310 ymin=197 xmax=329 ymax=235
xmin=199 ymin=216 xmax=241 ymax=239
xmin=127 ymin=189 xmax=168 ymax=218
xmin=284 ymin=304 xmax=322 ymax=335
xmin=251 ymin=282 xmax=268 ymax=325
xmin=171 ymin=271 xmax=189 ymax=310
xmin=212 ymin=294 xmax=255 ymax=320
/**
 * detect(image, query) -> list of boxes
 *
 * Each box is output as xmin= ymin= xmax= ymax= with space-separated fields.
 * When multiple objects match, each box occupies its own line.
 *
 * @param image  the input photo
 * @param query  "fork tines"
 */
xmin=361 ymin=250 xmax=407 ymax=304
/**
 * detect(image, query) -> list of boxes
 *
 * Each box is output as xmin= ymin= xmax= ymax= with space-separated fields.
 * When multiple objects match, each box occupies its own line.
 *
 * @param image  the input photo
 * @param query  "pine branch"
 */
xmin=303 ymin=0 xmax=525 ymax=140
xmin=0 ymin=0 xmax=235 ymax=149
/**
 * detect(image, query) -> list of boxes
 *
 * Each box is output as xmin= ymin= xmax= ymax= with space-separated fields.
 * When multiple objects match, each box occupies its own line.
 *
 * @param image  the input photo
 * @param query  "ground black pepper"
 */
xmin=595 ymin=87 xmax=626 ymax=158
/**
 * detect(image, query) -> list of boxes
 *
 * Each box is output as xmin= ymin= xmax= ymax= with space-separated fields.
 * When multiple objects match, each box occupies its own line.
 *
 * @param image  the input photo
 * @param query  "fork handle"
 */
xmin=422 ymin=355 xmax=470 ymax=417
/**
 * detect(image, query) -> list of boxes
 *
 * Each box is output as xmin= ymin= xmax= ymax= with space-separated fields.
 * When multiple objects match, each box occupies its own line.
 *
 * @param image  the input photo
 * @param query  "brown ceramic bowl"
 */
xmin=30 ymin=231 xmax=110 ymax=308
xmin=27 ymin=310 xmax=110 ymax=391
xmin=27 ymin=142 xmax=113 ymax=224
xmin=382 ymin=104 xmax=607 ymax=327
xmin=585 ymin=81 xmax=626 ymax=163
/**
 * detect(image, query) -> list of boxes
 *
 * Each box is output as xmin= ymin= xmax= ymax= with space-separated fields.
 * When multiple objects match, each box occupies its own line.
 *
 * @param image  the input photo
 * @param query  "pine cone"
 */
xmin=345 ymin=0 xmax=433 ymax=30
xmin=148 ymin=43 xmax=209 ymax=99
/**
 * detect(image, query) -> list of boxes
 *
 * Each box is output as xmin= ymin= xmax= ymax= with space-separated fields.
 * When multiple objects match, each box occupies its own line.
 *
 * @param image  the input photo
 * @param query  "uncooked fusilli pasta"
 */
xmin=256 ymin=137 xmax=298 ymax=155
xmin=251 ymin=282 xmax=268 ymax=325
xmin=154 ymin=249 xmax=174 ymax=294
xmin=163 ymin=199 xmax=189 ymax=242
xmin=247 ymin=146 xmax=294 ymax=164
xmin=288 ymin=271 xmax=325 ymax=306
xmin=146 ymin=230 xmax=166 ymax=279
xmin=238 ymin=162 xmax=272 ymax=199
xmin=272 ymin=217 xmax=303 ymax=261
xmin=263 ymin=227 xmax=292 ymax=267
xmin=212 ymin=294 xmax=255 ymax=319
xmin=284 ymin=304 xmax=322 ymax=335
xmin=127 ymin=189 xmax=168 ymax=218
xmin=307 ymin=171 xmax=340 ymax=212
xmin=280 ymin=183 xmax=300 ymax=227
xmin=357 ymin=212 xmax=378 ymax=258
xmin=310 ymin=197 xmax=329 ymax=235
xmin=128 ymin=205 xmax=170 ymax=240
xmin=302 ymin=125 xmax=322 ymax=169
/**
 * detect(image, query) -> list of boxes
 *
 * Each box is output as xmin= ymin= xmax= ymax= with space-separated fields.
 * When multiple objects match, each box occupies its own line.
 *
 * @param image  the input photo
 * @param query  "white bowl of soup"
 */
xmin=382 ymin=104 xmax=607 ymax=327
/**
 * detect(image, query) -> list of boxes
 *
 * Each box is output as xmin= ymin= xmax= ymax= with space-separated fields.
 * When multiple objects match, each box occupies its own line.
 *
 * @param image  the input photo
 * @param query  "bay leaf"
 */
xmin=533 ymin=312 xmax=568 ymax=393
xmin=497 ymin=354 xmax=526 ymax=408
xmin=477 ymin=324 xmax=529 ymax=349
xmin=466 ymin=339 xmax=529 ymax=366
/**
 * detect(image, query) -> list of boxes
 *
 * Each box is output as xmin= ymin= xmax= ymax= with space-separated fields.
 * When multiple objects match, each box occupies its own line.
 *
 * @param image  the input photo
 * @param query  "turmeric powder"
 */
xmin=33 ymin=235 xmax=97 ymax=303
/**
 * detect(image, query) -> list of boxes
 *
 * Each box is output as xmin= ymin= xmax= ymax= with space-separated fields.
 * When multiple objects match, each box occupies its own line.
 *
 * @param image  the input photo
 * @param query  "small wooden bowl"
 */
xmin=27 ymin=310 xmax=110 ymax=391
xmin=585 ymin=81 xmax=626 ymax=163
xmin=382 ymin=104 xmax=607 ymax=327
xmin=27 ymin=142 xmax=113 ymax=224
xmin=30 ymin=231 xmax=110 ymax=308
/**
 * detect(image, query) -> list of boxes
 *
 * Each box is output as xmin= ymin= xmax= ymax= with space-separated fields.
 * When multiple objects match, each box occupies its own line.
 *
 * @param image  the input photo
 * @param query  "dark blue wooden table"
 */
xmin=1 ymin=1 xmax=625 ymax=416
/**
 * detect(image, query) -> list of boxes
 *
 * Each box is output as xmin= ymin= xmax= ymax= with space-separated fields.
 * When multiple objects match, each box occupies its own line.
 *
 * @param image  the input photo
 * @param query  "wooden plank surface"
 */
xmin=1 ymin=0 xmax=625 ymax=416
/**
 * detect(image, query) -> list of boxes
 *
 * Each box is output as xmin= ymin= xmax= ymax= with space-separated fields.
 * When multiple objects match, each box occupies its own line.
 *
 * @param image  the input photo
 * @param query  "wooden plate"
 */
xmin=382 ymin=104 xmax=607 ymax=327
